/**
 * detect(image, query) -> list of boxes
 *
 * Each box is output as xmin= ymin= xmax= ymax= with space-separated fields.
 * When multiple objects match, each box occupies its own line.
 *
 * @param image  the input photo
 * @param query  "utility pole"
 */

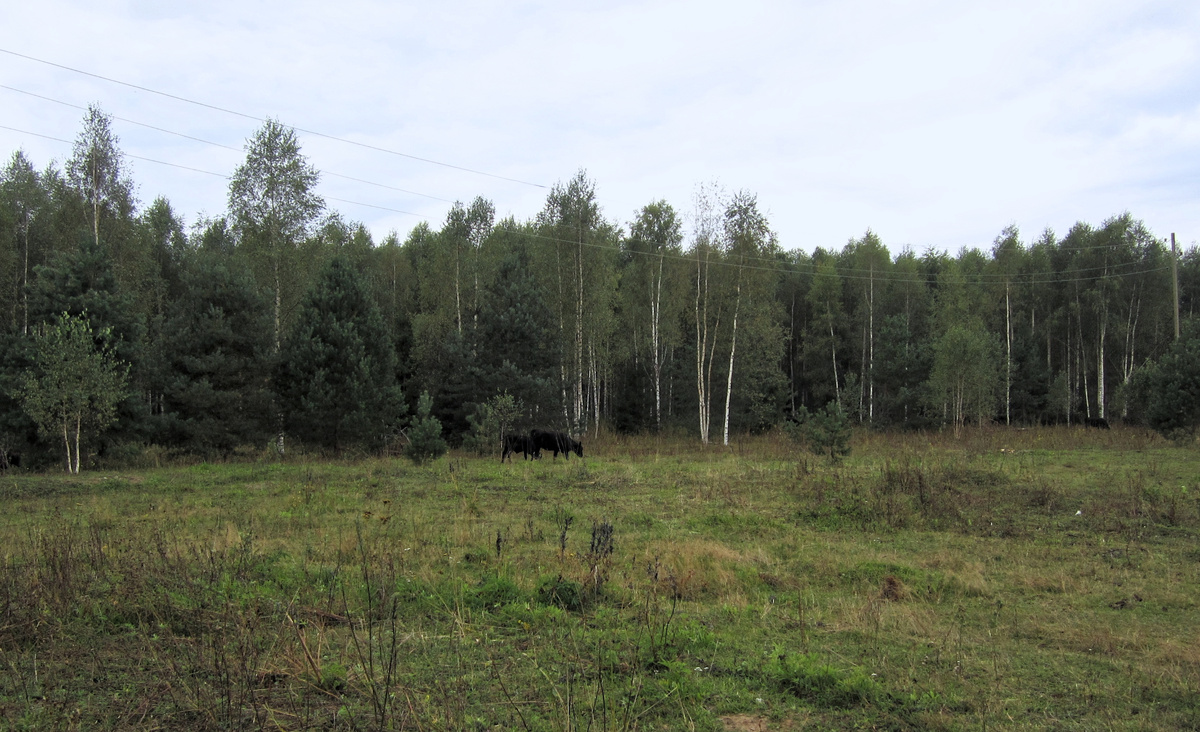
xmin=1172 ymin=233 xmax=1180 ymax=340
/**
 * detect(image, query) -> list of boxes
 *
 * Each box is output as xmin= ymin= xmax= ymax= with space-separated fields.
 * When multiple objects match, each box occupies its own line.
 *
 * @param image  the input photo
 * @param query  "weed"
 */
xmin=767 ymin=649 xmax=880 ymax=708
xmin=536 ymin=575 xmax=583 ymax=612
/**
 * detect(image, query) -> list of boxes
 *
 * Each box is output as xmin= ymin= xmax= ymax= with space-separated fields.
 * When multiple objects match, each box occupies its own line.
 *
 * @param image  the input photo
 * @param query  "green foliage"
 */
xmin=473 ymin=242 xmax=559 ymax=412
xmin=160 ymin=253 xmax=274 ymax=455
xmin=65 ymin=104 xmax=135 ymax=249
xmin=468 ymin=573 xmax=525 ymax=610
xmin=928 ymin=323 xmax=1000 ymax=430
xmin=767 ymin=650 xmax=880 ymax=708
xmin=464 ymin=392 xmax=524 ymax=456
xmin=1 ymin=435 xmax=1200 ymax=728
xmin=227 ymin=118 xmax=325 ymax=351
xmin=405 ymin=390 xmax=446 ymax=465
xmin=275 ymin=256 xmax=405 ymax=453
xmin=2 ymin=110 xmax=1196 ymax=448
xmin=16 ymin=312 xmax=129 ymax=472
xmin=1130 ymin=318 xmax=1200 ymax=443
xmin=26 ymin=236 xmax=147 ymax=447
xmin=787 ymin=402 xmax=852 ymax=462
xmin=535 ymin=575 xmax=583 ymax=611
xmin=874 ymin=313 xmax=932 ymax=426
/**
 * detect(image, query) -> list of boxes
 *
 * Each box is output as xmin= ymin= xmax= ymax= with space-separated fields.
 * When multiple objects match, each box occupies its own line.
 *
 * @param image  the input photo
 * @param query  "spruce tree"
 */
xmin=475 ymin=246 xmax=558 ymax=411
xmin=161 ymin=253 xmax=274 ymax=455
xmin=275 ymin=256 xmax=404 ymax=453
xmin=1130 ymin=318 xmax=1200 ymax=443
xmin=406 ymin=390 xmax=447 ymax=465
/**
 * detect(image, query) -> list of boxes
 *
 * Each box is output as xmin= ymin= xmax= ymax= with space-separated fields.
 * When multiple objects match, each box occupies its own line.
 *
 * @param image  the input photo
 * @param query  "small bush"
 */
xmin=786 ymin=403 xmax=852 ymax=462
xmin=469 ymin=574 xmax=525 ymax=610
xmin=463 ymin=393 xmax=524 ymax=457
xmin=405 ymin=391 xmax=447 ymax=465
xmin=535 ymin=575 xmax=582 ymax=611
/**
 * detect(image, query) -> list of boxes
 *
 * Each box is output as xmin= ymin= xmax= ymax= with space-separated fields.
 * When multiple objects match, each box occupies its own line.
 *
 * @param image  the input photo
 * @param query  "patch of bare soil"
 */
xmin=720 ymin=714 xmax=799 ymax=731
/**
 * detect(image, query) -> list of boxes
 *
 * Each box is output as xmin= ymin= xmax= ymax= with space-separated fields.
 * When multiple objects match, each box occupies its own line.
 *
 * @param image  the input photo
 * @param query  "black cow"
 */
xmin=501 ymin=433 xmax=539 ymax=462
xmin=531 ymin=429 xmax=583 ymax=460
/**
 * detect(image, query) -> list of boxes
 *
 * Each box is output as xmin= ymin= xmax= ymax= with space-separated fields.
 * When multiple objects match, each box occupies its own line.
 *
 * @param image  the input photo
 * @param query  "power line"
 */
xmin=0 ymin=47 xmax=547 ymax=189
xmin=1 ymin=107 xmax=1180 ymax=287
xmin=513 ymin=224 xmax=1175 ymax=286
xmin=2 ymin=84 xmax=460 ymax=204
xmin=0 ymin=123 xmax=432 ymax=221
xmin=0 ymin=121 xmax=1175 ymax=285
xmin=4 ymin=79 xmax=1171 ymax=280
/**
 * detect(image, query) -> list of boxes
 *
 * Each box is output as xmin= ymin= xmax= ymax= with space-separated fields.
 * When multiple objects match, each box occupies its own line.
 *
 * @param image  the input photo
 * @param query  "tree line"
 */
xmin=2 ymin=106 xmax=1198 ymax=468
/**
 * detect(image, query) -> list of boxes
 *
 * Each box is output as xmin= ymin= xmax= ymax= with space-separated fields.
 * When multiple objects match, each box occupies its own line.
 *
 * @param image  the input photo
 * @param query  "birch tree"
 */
xmin=689 ymin=184 xmax=725 ymax=444
xmin=66 ymin=105 xmax=135 ymax=255
xmin=535 ymin=171 xmax=616 ymax=433
xmin=844 ymin=231 xmax=889 ymax=422
xmin=928 ymin=323 xmax=999 ymax=434
xmin=719 ymin=191 xmax=781 ymax=444
xmin=805 ymin=254 xmax=844 ymax=409
xmin=228 ymin=119 xmax=324 ymax=354
xmin=228 ymin=119 xmax=323 ymax=453
xmin=18 ymin=312 xmax=128 ymax=473
xmin=1 ymin=151 xmax=48 ymax=334
xmin=991 ymin=226 xmax=1023 ymax=425
xmin=625 ymin=200 xmax=685 ymax=430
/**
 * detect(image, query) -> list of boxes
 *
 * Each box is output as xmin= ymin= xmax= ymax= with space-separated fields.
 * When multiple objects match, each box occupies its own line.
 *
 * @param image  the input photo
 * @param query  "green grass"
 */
xmin=0 ymin=425 xmax=1198 ymax=730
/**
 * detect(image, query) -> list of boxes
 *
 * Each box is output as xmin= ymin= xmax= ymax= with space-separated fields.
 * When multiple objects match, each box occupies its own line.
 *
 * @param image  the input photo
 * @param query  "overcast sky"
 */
xmin=2 ymin=0 xmax=1198 ymax=255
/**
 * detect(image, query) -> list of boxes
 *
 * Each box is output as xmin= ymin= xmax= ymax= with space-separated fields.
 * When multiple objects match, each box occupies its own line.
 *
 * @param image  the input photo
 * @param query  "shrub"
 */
xmin=463 ymin=392 xmax=523 ymax=457
xmin=786 ymin=402 xmax=852 ymax=462
xmin=405 ymin=391 xmax=447 ymax=465
xmin=468 ymin=574 xmax=525 ymax=610
xmin=535 ymin=575 xmax=582 ymax=611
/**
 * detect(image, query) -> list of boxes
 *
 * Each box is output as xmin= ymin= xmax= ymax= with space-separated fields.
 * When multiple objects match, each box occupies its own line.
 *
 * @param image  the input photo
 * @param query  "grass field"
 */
xmin=0 ymin=426 xmax=1197 ymax=730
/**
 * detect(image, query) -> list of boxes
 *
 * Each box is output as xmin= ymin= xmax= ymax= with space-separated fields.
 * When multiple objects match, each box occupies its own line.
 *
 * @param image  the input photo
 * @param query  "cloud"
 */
xmin=2 ymin=0 xmax=1198 ymax=251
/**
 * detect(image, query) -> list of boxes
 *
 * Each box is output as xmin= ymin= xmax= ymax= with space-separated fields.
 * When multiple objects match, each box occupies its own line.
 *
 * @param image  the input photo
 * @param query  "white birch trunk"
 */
xmin=22 ymin=223 xmax=29 ymax=335
xmin=91 ymin=157 xmax=101 ymax=249
xmin=828 ymin=305 xmax=840 ymax=408
xmin=1078 ymin=301 xmax=1090 ymax=419
xmin=274 ymin=244 xmax=285 ymax=455
xmin=73 ymin=413 xmax=83 ymax=474
xmin=868 ymin=265 xmax=875 ymax=422
xmin=575 ymin=237 xmax=584 ymax=429
xmin=1097 ymin=314 xmax=1107 ymax=420
xmin=722 ymin=278 xmax=741 ymax=446
xmin=62 ymin=421 xmax=73 ymax=474
xmin=651 ymin=254 xmax=663 ymax=430
xmin=1005 ymin=282 xmax=1012 ymax=426
xmin=695 ymin=252 xmax=710 ymax=444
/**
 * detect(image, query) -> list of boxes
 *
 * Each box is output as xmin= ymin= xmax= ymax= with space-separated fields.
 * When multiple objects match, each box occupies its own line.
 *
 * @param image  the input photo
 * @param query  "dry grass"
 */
xmin=0 ymin=427 xmax=1197 ymax=729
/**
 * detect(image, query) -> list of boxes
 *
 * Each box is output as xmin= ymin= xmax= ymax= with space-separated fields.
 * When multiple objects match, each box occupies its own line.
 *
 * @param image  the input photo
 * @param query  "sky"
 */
xmin=2 ymin=0 xmax=1198 ymax=255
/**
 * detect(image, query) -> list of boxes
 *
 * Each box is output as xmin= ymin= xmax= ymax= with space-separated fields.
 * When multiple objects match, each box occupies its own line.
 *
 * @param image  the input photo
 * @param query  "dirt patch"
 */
xmin=880 ymin=574 xmax=907 ymax=601
xmin=720 ymin=714 xmax=798 ymax=731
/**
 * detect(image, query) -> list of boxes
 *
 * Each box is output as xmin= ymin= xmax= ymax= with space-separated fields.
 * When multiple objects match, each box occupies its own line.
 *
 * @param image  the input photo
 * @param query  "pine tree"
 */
xmin=406 ymin=390 xmax=447 ymax=465
xmin=275 ymin=256 xmax=404 ymax=453
xmin=1129 ymin=318 xmax=1200 ymax=443
xmin=161 ymin=253 xmax=274 ymax=455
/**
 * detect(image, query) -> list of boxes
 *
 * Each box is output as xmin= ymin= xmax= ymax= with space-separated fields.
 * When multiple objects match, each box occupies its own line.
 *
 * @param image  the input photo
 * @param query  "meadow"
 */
xmin=0 ymin=427 xmax=1197 ymax=730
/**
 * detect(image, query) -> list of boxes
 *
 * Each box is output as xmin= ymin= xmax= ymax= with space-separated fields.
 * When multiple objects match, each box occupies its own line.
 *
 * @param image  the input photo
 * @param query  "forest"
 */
xmin=2 ymin=105 xmax=1199 ymax=469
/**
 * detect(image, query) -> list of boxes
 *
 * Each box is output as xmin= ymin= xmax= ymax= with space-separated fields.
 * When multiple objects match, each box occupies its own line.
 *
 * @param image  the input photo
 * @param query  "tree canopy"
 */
xmin=1 ymin=106 xmax=1198 ymax=469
